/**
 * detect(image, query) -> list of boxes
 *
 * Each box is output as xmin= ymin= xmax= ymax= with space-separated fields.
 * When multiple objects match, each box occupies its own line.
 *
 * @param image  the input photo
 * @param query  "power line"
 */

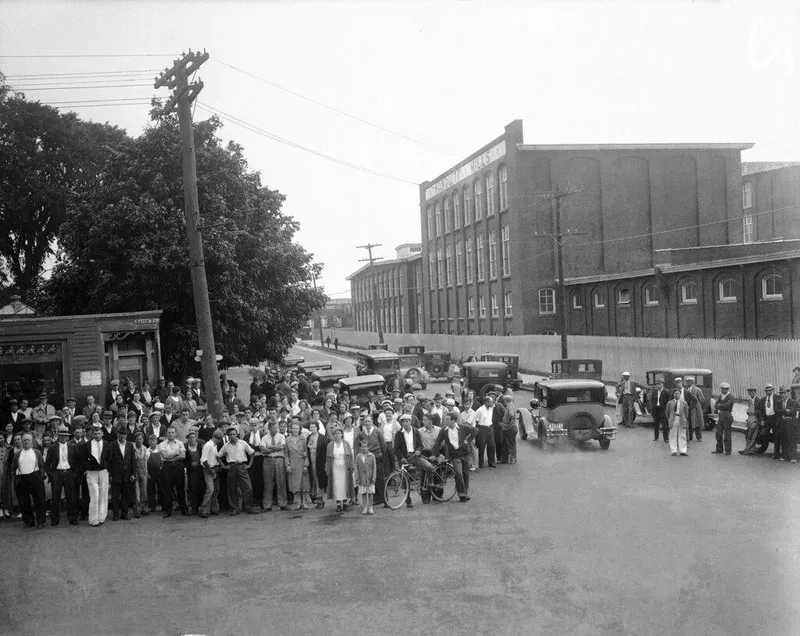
xmin=11 ymin=83 xmax=153 ymax=91
xmin=196 ymin=101 xmax=420 ymax=185
xmin=0 ymin=53 xmax=177 ymax=58
xmin=213 ymin=58 xmax=457 ymax=157
xmin=12 ymin=77 xmax=158 ymax=87
xmin=5 ymin=70 xmax=159 ymax=79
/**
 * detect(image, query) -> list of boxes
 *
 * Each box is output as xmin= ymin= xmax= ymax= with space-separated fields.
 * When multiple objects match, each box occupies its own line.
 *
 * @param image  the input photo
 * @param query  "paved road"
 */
xmin=2 ymin=347 xmax=798 ymax=635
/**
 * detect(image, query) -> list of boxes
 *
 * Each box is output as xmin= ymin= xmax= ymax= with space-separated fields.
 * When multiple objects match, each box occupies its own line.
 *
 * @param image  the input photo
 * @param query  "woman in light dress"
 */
xmin=325 ymin=427 xmax=354 ymax=512
xmin=285 ymin=422 xmax=310 ymax=510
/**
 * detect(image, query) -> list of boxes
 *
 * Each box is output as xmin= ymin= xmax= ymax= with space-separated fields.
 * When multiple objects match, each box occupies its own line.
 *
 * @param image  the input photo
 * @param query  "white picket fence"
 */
xmin=321 ymin=329 xmax=800 ymax=397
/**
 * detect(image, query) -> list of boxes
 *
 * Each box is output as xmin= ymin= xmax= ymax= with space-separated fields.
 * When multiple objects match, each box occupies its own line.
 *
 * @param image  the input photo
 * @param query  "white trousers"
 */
xmin=669 ymin=426 xmax=687 ymax=454
xmin=87 ymin=469 xmax=109 ymax=525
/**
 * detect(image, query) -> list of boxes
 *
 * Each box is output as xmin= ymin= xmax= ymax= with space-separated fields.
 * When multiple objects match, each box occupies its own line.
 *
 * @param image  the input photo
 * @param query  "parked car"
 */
xmin=480 ymin=353 xmax=522 ymax=389
xmin=338 ymin=374 xmax=388 ymax=407
xmin=368 ymin=343 xmax=389 ymax=350
xmin=461 ymin=361 xmax=508 ymax=400
xmin=398 ymin=345 xmax=425 ymax=356
xmin=550 ymin=359 xmax=603 ymax=381
xmin=644 ymin=368 xmax=715 ymax=430
xmin=281 ymin=354 xmax=305 ymax=368
xmin=355 ymin=351 xmax=400 ymax=391
xmin=422 ymin=350 xmax=451 ymax=379
xmin=398 ymin=354 xmax=429 ymax=390
xmin=311 ymin=369 xmax=349 ymax=393
xmin=518 ymin=379 xmax=616 ymax=450
xmin=297 ymin=361 xmax=332 ymax=375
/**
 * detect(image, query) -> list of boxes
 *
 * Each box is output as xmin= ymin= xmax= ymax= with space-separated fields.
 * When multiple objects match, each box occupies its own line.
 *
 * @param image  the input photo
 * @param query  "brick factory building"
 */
xmin=348 ymin=244 xmax=423 ymax=335
xmin=418 ymin=120 xmax=800 ymax=338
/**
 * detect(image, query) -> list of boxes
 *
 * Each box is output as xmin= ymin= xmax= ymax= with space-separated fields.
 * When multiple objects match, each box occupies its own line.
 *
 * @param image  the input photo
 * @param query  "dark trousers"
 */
xmin=161 ymin=461 xmax=187 ymax=513
xmin=687 ymin=411 xmax=702 ymax=441
xmin=50 ymin=469 xmax=77 ymax=523
xmin=373 ymin=453 xmax=385 ymax=505
xmin=492 ymin=423 xmax=503 ymax=459
xmin=248 ymin=454 xmax=264 ymax=508
xmin=227 ymin=463 xmax=253 ymax=512
xmin=218 ymin=469 xmax=230 ymax=510
xmin=500 ymin=427 xmax=517 ymax=462
xmin=110 ymin=480 xmax=131 ymax=518
xmin=766 ymin=416 xmax=782 ymax=458
xmin=715 ymin=414 xmax=733 ymax=454
xmin=186 ymin=464 xmax=206 ymax=511
xmin=147 ymin=468 xmax=162 ymax=510
xmin=16 ymin=473 xmax=46 ymax=526
xmin=451 ymin=456 xmax=470 ymax=497
xmin=654 ymin=414 xmax=669 ymax=441
xmin=77 ymin=472 xmax=89 ymax=518
xmin=476 ymin=426 xmax=496 ymax=467
xmin=779 ymin=419 xmax=797 ymax=461
xmin=383 ymin=442 xmax=395 ymax=474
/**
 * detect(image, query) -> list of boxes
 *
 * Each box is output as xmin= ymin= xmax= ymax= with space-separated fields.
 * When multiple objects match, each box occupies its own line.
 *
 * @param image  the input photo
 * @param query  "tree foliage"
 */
xmin=0 ymin=76 xmax=127 ymax=296
xmin=34 ymin=112 xmax=326 ymax=377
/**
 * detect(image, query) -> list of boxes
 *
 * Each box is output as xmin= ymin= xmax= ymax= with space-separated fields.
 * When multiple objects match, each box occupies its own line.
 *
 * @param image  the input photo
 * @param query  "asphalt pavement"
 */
xmin=2 ymin=347 xmax=798 ymax=635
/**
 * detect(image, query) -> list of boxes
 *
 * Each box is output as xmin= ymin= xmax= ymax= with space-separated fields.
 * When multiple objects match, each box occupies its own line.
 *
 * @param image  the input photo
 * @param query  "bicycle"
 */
xmin=383 ymin=456 xmax=457 ymax=510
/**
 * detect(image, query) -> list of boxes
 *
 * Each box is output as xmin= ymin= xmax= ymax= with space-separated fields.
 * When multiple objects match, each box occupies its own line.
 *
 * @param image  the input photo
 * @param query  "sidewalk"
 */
xmin=299 ymin=340 xmax=749 ymax=432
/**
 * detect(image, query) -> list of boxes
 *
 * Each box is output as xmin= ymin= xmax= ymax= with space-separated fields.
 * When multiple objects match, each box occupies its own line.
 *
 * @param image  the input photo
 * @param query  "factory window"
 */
xmin=762 ymin=274 xmax=783 ymax=300
xmin=499 ymin=164 xmax=508 ymax=210
xmin=486 ymin=172 xmax=496 ymax=217
xmin=474 ymin=179 xmax=483 ymax=220
xmin=742 ymin=182 xmax=752 ymax=210
xmin=644 ymin=285 xmax=659 ymax=306
xmin=504 ymin=292 xmax=513 ymax=317
xmin=539 ymin=288 xmax=556 ymax=315
xmin=680 ymin=281 xmax=698 ymax=304
xmin=479 ymin=296 xmax=486 ymax=318
xmin=434 ymin=201 xmax=442 ymax=236
xmin=718 ymin=278 xmax=737 ymax=302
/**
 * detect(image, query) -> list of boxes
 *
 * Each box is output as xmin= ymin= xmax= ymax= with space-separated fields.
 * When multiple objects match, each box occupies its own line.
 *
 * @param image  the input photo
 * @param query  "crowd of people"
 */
xmin=0 ymin=368 xmax=520 ymax=529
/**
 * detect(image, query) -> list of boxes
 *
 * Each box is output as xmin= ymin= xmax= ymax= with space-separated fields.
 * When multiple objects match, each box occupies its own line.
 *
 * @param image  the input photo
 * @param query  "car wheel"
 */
xmin=599 ymin=438 xmax=611 ymax=450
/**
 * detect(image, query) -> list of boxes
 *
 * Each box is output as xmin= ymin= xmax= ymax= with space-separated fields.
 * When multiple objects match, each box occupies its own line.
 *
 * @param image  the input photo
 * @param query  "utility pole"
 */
xmin=357 ymin=243 xmax=384 ymax=344
xmin=155 ymin=49 xmax=224 ymax=420
xmin=534 ymin=186 xmax=583 ymax=360
xmin=311 ymin=271 xmax=324 ymax=345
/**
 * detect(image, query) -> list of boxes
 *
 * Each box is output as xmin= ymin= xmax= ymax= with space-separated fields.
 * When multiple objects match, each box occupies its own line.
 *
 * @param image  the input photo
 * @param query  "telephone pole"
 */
xmin=534 ymin=186 xmax=583 ymax=360
xmin=155 ymin=49 xmax=224 ymax=419
xmin=311 ymin=271 xmax=324 ymax=345
xmin=357 ymin=243 xmax=384 ymax=344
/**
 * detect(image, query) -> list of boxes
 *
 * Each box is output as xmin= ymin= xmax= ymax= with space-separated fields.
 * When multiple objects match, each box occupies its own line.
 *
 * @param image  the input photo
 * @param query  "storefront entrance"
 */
xmin=0 ymin=343 xmax=65 ymax=408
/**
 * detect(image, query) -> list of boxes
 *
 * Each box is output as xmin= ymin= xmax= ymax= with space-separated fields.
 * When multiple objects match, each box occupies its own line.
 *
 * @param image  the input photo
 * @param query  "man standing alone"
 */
xmin=712 ymin=382 xmax=734 ymax=456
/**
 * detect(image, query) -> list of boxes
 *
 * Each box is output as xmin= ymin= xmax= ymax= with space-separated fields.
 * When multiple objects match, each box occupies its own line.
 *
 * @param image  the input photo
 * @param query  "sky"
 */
xmin=0 ymin=0 xmax=797 ymax=299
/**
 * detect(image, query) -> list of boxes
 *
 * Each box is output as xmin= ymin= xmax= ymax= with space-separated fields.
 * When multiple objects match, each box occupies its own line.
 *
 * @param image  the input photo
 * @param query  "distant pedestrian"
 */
xmin=712 ymin=382 xmax=734 ymax=456
xmin=666 ymin=389 xmax=689 ymax=456
xmin=326 ymin=336 xmax=331 ymax=349
xmin=334 ymin=337 xmax=339 ymax=352
xmin=740 ymin=387 xmax=761 ymax=455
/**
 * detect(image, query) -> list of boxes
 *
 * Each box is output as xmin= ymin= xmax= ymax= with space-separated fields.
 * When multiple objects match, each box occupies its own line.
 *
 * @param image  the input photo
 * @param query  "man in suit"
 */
xmin=615 ymin=372 xmax=641 ymax=428
xmin=393 ymin=413 xmax=432 ymax=506
xmin=431 ymin=411 xmax=477 ymax=502
xmin=758 ymin=384 xmax=782 ymax=460
xmin=191 ymin=378 xmax=206 ymax=406
xmin=13 ymin=432 xmax=48 ymax=528
xmin=307 ymin=380 xmax=325 ymax=408
xmin=160 ymin=400 xmax=179 ymax=430
xmin=778 ymin=386 xmax=798 ymax=463
xmin=71 ymin=418 xmax=90 ymax=520
xmin=63 ymin=397 xmax=78 ymax=427
xmin=145 ymin=411 xmax=167 ymax=444
xmin=82 ymin=395 xmax=102 ymax=421
xmin=650 ymin=378 xmax=671 ymax=443
xmin=684 ymin=377 xmax=706 ymax=442
xmin=740 ymin=387 xmax=761 ymax=455
xmin=712 ymin=382 xmax=735 ymax=456
xmin=105 ymin=426 xmax=135 ymax=521
xmin=105 ymin=379 xmax=122 ymax=409
xmin=4 ymin=398 xmax=24 ymax=431
xmin=99 ymin=410 xmax=116 ymax=442
xmin=44 ymin=424 xmax=81 ymax=526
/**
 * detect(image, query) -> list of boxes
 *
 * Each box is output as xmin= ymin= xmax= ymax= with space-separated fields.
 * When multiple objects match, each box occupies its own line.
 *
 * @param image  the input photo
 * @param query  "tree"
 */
xmin=34 ymin=113 xmax=326 ymax=377
xmin=0 ymin=76 xmax=127 ymax=297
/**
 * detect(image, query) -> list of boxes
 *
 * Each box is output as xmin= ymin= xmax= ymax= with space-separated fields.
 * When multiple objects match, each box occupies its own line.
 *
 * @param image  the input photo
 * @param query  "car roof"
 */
xmin=300 ymin=361 xmax=331 ymax=367
xmin=312 ymin=369 xmax=348 ymax=378
xmin=359 ymin=351 xmax=398 ymax=360
xmin=425 ymin=350 xmax=449 ymax=355
xmin=339 ymin=374 xmax=385 ymax=387
xmin=551 ymin=359 xmax=601 ymax=364
xmin=646 ymin=368 xmax=712 ymax=375
xmin=482 ymin=352 xmax=518 ymax=358
xmin=464 ymin=361 xmax=507 ymax=370
xmin=540 ymin=379 xmax=606 ymax=390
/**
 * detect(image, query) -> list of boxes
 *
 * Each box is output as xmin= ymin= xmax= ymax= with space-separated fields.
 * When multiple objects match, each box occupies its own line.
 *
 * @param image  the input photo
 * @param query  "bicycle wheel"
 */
xmin=384 ymin=471 xmax=410 ymax=510
xmin=430 ymin=464 xmax=457 ymax=502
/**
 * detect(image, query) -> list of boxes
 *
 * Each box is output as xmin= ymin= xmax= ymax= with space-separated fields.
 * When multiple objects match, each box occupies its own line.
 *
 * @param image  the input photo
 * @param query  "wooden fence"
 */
xmin=320 ymin=329 xmax=800 ymax=398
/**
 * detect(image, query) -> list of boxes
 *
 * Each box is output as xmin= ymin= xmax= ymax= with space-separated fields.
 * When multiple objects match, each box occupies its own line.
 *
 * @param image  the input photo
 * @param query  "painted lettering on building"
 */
xmin=425 ymin=141 xmax=506 ymax=200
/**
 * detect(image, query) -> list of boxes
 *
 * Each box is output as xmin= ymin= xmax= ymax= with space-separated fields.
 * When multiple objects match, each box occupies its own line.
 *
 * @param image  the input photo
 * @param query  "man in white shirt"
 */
xmin=473 ymin=396 xmax=497 ymax=468
xmin=199 ymin=429 xmax=223 ymax=518
xmin=218 ymin=427 xmax=257 ymax=515
xmin=259 ymin=420 xmax=289 ymax=511
xmin=44 ymin=424 xmax=80 ymax=526
xmin=430 ymin=393 xmax=445 ymax=425
xmin=157 ymin=426 xmax=188 ymax=518
xmin=379 ymin=405 xmax=400 ymax=473
xmin=13 ymin=432 xmax=47 ymax=528
xmin=82 ymin=426 xmax=109 ymax=527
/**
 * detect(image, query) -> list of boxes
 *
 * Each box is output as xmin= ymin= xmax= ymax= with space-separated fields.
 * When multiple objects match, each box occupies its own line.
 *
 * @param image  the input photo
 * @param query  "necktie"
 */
xmin=767 ymin=396 xmax=771 ymax=408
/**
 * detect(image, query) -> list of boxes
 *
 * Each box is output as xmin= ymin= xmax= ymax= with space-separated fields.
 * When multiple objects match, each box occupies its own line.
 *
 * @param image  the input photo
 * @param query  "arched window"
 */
xmin=762 ymin=274 xmax=783 ymax=300
xmin=571 ymin=292 xmax=583 ymax=310
xmin=539 ymin=288 xmax=556 ymax=315
xmin=593 ymin=288 xmax=606 ymax=309
xmin=644 ymin=285 xmax=659 ymax=306
xmin=718 ymin=278 xmax=737 ymax=302
xmin=617 ymin=288 xmax=631 ymax=305
xmin=434 ymin=201 xmax=442 ymax=236
xmin=681 ymin=281 xmax=698 ymax=304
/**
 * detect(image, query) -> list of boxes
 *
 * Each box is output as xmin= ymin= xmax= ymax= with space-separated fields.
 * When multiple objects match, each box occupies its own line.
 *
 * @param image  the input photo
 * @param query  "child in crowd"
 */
xmin=355 ymin=440 xmax=376 ymax=515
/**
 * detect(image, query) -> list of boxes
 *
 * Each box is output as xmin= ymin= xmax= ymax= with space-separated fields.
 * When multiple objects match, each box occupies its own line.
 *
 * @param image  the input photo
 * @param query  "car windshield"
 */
xmin=399 ymin=355 xmax=420 ymax=366
xmin=477 ymin=368 xmax=503 ymax=378
xmin=374 ymin=360 xmax=399 ymax=373
xmin=430 ymin=354 xmax=447 ymax=361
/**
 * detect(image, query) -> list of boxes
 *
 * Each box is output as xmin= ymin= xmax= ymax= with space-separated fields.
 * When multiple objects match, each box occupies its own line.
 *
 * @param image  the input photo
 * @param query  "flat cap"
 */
xmin=764 ymin=383 xmax=774 ymax=390
xmin=621 ymin=372 xmax=630 ymax=377
xmin=719 ymin=382 xmax=730 ymax=389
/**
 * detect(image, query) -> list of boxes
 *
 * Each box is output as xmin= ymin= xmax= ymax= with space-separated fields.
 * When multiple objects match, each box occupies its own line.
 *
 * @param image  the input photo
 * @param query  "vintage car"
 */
xmin=645 ymin=368 xmax=715 ymax=430
xmin=297 ymin=361 xmax=332 ymax=375
xmin=462 ymin=361 xmax=508 ymax=400
xmin=398 ymin=345 xmax=425 ymax=356
xmin=337 ymin=374 xmax=387 ymax=407
xmin=311 ymin=369 xmax=349 ymax=392
xmin=550 ymin=359 xmax=603 ymax=381
xmin=368 ymin=343 xmax=389 ymax=350
xmin=518 ymin=379 xmax=616 ymax=450
xmin=480 ymin=353 xmax=522 ymax=389
xmin=398 ymin=354 xmax=429 ymax=389
xmin=422 ymin=350 xmax=452 ymax=378
xmin=281 ymin=354 xmax=305 ymax=368
xmin=355 ymin=350 xmax=400 ymax=386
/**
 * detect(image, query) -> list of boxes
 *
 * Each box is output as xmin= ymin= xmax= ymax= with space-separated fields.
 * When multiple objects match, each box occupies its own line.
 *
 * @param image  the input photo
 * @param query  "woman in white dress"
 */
xmin=340 ymin=414 xmax=359 ymax=506
xmin=325 ymin=427 xmax=354 ymax=512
